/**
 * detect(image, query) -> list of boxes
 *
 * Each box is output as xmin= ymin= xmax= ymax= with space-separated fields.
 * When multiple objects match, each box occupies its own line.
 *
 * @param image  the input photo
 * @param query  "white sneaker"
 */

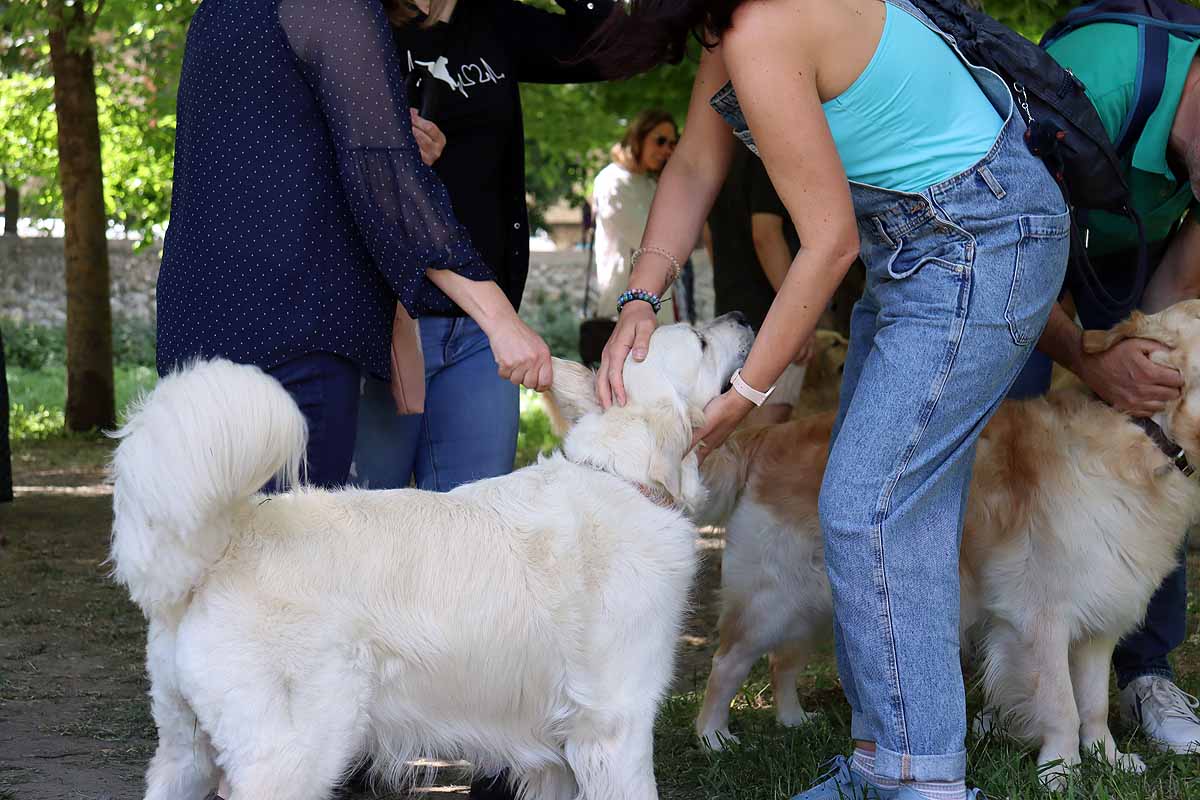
xmin=1120 ymin=675 xmax=1200 ymax=754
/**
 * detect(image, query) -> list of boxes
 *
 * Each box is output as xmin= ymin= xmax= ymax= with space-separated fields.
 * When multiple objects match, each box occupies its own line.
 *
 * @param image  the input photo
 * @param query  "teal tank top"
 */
xmin=823 ymin=3 xmax=1003 ymax=193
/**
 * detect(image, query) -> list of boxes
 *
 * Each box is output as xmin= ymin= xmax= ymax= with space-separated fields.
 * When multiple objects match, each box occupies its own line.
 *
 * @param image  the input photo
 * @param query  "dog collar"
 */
xmin=564 ymin=456 xmax=680 ymax=510
xmin=1133 ymin=417 xmax=1196 ymax=478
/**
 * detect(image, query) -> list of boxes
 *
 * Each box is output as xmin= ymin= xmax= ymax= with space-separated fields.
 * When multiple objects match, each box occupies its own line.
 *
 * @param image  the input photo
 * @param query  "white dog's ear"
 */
xmin=544 ymin=358 xmax=601 ymax=436
xmin=647 ymin=403 xmax=708 ymax=513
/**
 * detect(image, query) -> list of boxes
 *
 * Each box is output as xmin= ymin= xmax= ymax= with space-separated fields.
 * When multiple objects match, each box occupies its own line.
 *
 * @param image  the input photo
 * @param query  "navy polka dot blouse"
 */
xmin=156 ymin=0 xmax=493 ymax=379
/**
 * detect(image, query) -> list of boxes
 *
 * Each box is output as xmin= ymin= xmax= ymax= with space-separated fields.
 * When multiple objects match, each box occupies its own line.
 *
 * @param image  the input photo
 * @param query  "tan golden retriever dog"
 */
xmin=695 ymin=302 xmax=1200 ymax=787
xmin=110 ymin=316 xmax=753 ymax=800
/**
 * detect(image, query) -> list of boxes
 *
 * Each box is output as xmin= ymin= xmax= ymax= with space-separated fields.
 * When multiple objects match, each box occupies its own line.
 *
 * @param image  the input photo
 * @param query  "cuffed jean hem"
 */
xmin=1116 ymin=665 xmax=1176 ymax=691
xmin=873 ymin=743 xmax=967 ymax=783
xmin=851 ymin=711 xmax=873 ymax=742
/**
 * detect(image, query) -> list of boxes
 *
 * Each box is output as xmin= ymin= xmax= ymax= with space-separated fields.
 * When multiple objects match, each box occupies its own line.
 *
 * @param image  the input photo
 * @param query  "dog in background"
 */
xmin=110 ymin=316 xmax=753 ymax=800
xmin=695 ymin=302 xmax=1200 ymax=787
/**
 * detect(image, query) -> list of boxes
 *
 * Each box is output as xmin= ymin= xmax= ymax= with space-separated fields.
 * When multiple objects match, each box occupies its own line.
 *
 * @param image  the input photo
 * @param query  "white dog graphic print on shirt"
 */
xmin=407 ymin=50 xmax=506 ymax=98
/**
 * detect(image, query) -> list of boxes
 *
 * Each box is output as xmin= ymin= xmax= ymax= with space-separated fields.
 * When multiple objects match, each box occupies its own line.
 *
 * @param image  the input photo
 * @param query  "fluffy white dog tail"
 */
xmin=109 ymin=359 xmax=307 ymax=615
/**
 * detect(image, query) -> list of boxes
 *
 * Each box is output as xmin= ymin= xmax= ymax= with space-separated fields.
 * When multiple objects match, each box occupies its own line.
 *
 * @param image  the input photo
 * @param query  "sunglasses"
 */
xmin=654 ymin=135 xmax=678 ymax=147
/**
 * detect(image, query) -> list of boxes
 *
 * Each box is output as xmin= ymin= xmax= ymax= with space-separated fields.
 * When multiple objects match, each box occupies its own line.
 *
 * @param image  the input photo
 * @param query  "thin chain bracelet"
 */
xmin=631 ymin=246 xmax=683 ymax=284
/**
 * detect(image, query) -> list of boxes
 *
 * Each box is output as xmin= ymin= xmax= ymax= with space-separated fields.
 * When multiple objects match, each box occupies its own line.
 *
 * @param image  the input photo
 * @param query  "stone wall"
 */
xmin=0 ymin=237 xmax=715 ymax=327
xmin=522 ymin=250 xmax=714 ymax=320
xmin=0 ymin=237 xmax=159 ymax=325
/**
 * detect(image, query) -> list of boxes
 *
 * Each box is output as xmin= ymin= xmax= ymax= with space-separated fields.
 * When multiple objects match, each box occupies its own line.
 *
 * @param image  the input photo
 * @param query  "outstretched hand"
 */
xmin=691 ymin=390 xmax=755 ymax=465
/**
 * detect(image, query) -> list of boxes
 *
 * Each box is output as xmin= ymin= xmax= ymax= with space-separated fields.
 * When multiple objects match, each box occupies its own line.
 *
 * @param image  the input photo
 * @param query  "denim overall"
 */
xmin=711 ymin=0 xmax=1069 ymax=781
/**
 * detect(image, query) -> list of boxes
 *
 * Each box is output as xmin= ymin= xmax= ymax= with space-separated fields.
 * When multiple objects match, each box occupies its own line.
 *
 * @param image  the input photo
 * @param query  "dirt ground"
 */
xmin=0 ymin=438 xmax=727 ymax=800
xmin=7 ymin=432 xmax=1200 ymax=800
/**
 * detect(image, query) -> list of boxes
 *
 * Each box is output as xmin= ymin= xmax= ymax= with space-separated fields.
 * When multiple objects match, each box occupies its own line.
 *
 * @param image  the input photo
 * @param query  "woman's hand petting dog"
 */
xmin=598 ymin=301 xmax=658 ymax=408
xmin=487 ymin=314 xmax=554 ymax=391
xmin=1078 ymin=338 xmax=1183 ymax=417
xmin=692 ymin=389 xmax=756 ymax=464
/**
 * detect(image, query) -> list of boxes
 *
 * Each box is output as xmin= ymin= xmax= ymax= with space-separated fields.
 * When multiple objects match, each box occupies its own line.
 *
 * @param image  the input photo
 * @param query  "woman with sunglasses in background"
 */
xmin=352 ymin=1 xmax=614 ymax=795
xmin=591 ymin=110 xmax=685 ymax=322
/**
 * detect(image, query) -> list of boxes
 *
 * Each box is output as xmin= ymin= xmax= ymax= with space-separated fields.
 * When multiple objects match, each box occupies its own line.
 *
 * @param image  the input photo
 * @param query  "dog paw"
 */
xmin=1036 ymin=754 xmax=1080 ymax=792
xmin=700 ymin=728 xmax=739 ymax=751
xmin=1037 ymin=767 xmax=1070 ymax=793
xmin=776 ymin=707 xmax=819 ymax=728
xmin=1112 ymin=751 xmax=1147 ymax=774
xmin=971 ymin=707 xmax=1010 ymax=739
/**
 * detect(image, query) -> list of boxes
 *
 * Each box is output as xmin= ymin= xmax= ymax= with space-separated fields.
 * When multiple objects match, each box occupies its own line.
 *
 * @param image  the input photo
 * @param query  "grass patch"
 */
xmin=8 ymin=365 xmax=560 ymax=467
xmin=6 ymin=364 xmax=157 ymax=441
xmin=653 ymin=671 xmax=1200 ymax=799
xmin=517 ymin=388 xmax=560 ymax=468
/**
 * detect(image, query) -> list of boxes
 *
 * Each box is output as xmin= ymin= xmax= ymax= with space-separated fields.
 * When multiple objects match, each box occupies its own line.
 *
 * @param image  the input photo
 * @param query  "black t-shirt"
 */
xmin=394 ymin=5 xmax=517 ymax=303
xmin=707 ymin=147 xmax=799 ymax=330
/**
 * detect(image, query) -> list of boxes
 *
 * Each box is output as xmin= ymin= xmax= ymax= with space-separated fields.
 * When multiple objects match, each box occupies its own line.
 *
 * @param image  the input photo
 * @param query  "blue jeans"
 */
xmin=265 ymin=351 xmax=361 ymax=489
xmin=353 ymin=316 xmax=520 ymax=492
xmin=820 ymin=40 xmax=1069 ymax=781
xmin=1008 ymin=253 xmax=1187 ymax=691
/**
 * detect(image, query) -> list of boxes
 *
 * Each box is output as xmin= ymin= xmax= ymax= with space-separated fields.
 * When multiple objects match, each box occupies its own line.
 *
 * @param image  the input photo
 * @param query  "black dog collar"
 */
xmin=1133 ymin=417 xmax=1196 ymax=478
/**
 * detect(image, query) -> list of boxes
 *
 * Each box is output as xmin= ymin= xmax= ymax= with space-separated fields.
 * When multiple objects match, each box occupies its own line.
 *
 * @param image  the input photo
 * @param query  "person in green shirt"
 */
xmin=1008 ymin=20 xmax=1200 ymax=754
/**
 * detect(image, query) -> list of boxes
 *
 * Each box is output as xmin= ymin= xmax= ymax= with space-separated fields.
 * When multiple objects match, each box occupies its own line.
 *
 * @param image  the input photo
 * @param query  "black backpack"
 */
xmin=909 ymin=0 xmax=1200 ymax=316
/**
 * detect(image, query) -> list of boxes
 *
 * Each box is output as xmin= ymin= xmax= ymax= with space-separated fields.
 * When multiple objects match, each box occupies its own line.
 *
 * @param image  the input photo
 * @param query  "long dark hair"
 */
xmin=583 ymin=0 xmax=745 ymax=79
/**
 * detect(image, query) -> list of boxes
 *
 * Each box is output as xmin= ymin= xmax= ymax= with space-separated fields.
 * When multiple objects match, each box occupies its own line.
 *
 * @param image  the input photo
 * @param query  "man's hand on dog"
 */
xmin=1079 ymin=338 xmax=1183 ymax=417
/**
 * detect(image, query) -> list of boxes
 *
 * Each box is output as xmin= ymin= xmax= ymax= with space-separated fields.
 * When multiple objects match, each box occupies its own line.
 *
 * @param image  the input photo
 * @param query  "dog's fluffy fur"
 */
xmin=695 ymin=302 xmax=1200 ymax=786
xmin=110 ymin=317 xmax=753 ymax=800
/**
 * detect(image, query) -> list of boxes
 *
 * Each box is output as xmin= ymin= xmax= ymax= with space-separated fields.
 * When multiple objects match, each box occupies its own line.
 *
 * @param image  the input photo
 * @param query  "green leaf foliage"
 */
xmin=3 ymin=0 xmax=1194 ymax=236
xmin=0 ymin=0 xmax=195 ymax=240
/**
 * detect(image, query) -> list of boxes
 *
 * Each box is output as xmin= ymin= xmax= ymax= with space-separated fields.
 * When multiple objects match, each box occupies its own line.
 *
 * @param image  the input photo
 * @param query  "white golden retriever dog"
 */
xmin=695 ymin=302 xmax=1200 ymax=787
xmin=109 ymin=315 xmax=754 ymax=800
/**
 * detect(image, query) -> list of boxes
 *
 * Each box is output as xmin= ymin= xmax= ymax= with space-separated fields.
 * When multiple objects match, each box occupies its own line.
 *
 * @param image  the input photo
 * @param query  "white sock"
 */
xmin=849 ymin=747 xmax=900 ymax=790
xmin=901 ymin=778 xmax=968 ymax=800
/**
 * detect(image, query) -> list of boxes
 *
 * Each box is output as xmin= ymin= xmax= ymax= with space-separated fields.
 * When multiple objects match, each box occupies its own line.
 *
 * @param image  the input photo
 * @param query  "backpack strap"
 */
xmin=1071 ymin=205 xmax=1151 ymax=315
xmin=1115 ymin=22 xmax=1170 ymax=157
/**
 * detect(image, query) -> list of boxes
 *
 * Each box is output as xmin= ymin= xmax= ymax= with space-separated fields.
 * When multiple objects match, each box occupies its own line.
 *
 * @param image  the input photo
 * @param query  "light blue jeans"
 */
xmin=819 ymin=19 xmax=1070 ymax=781
xmin=353 ymin=316 xmax=519 ymax=492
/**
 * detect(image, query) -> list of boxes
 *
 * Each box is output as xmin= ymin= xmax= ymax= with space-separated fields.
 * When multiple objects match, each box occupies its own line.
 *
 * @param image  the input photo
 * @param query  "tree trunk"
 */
xmin=3 ymin=183 xmax=18 ymax=236
xmin=1 ymin=324 xmax=12 ymax=504
xmin=49 ymin=2 xmax=115 ymax=432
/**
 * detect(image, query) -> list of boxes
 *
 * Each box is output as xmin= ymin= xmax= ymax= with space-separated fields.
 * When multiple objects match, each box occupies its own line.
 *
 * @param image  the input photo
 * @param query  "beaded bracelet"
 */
xmin=617 ymin=288 xmax=662 ymax=314
xmin=631 ymin=246 xmax=683 ymax=284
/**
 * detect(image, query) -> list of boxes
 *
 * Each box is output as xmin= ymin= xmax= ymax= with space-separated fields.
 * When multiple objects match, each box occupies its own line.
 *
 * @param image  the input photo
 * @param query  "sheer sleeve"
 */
xmin=277 ymin=0 xmax=494 ymax=316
